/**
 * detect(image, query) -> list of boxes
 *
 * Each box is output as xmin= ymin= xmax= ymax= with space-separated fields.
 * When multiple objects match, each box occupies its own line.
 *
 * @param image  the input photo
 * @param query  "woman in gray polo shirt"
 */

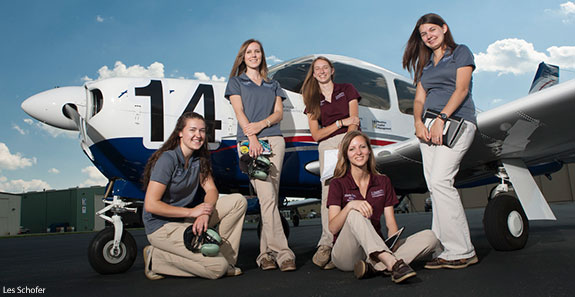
xmin=141 ymin=112 xmax=247 ymax=280
xmin=225 ymin=39 xmax=296 ymax=272
xmin=402 ymin=13 xmax=478 ymax=269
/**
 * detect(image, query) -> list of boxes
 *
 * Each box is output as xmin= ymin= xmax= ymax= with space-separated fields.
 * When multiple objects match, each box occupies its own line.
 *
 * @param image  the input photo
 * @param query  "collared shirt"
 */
xmin=304 ymin=83 xmax=361 ymax=141
xmin=225 ymin=73 xmax=287 ymax=141
xmin=327 ymin=171 xmax=398 ymax=240
xmin=421 ymin=44 xmax=477 ymax=124
xmin=142 ymin=146 xmax=202 ymax=235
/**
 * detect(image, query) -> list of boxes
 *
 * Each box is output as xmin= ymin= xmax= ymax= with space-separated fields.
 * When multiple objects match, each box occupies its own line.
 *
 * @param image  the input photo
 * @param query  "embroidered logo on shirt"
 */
xmin=344 ymin=193 xmax=357 ymax=202
xmin=335 ymin=92 xmax=345 ymax=100
xmin=371 ymin=189 xmax=385 ymax=198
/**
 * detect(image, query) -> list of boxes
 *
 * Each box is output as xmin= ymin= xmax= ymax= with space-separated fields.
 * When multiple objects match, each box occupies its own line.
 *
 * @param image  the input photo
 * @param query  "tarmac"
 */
xmin=2 ymin=202 xmax=575 ymax=297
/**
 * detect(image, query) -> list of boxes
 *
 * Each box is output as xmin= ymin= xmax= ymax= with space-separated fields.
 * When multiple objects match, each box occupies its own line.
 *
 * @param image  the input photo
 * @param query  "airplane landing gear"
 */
xmin=88 ymin=195 xmax=138 ymax=274
xmin=483 ymin=167 xmax=529 ymax=251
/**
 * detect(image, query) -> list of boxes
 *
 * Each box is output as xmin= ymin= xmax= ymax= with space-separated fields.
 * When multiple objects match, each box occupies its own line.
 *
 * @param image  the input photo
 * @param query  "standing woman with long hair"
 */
xmin=300 ymin=56 xmax=360 ymax=269
xmin=402 ymin=13 xmax=478 ymax=269
xmin=141 ymin=112 xmax=247 ymax=280
xmin=225 ymin=39 xmax=296 ymax=272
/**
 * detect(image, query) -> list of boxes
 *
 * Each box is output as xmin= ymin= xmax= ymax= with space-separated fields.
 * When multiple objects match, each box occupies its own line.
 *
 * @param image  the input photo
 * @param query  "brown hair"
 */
xmin=142 ymin=112 xmax=212 ymax=188
xmin=333 ymin=130 xmax=379 ymax=179
xmin=402 ymin=13 xmax=457 ymax=83
xmin=229 ymin=39 xmax=269 ymax=81
xmin=301 ymin=56 xmax=335 ymax=120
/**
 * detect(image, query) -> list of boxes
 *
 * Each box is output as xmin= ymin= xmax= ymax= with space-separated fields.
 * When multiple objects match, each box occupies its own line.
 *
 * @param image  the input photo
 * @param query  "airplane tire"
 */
xmin=257 ymin=215 xmax=290 ymax=240
xmin=292 ymin=215 xmax=300 ymax=227
xmin=483 ymin=194 xmax=529 ymax=251
xmin=88 ymin=227 xmax=137 ymax=274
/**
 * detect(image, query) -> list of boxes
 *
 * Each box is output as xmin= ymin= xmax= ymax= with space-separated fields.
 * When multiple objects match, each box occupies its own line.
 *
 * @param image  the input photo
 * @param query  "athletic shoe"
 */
xmin=353 ymin=260 xmax=377 ymax=279
xmin=279 ymin=259 xmax=297 ymax=272
xmin=260 ymin=256 xmax=277 ymax=270
xmin=391 ymin=259 xmax=416 ymax=284
xmin=312 ymin=245 xmax=332 ymax=268
xmin=226 ymin=265 xmax=243 ymax=276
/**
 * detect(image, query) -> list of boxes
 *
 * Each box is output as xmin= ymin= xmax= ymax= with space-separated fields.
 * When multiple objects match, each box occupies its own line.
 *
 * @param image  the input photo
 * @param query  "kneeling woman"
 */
xmin=142 ymin=112 xmax=247 ymax=280
xmin=328 ymin=131 xmax=438 ymax=283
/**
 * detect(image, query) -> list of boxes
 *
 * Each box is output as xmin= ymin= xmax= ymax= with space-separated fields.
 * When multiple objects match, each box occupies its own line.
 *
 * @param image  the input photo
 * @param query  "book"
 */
xmin=384 ymin=226 xmax=405 ymax=250
xmin=423 ymin=109 xmax=465 ymax=148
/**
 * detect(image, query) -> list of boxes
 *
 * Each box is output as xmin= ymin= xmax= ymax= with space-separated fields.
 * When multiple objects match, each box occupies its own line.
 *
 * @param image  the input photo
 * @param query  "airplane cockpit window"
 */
xmin=332 ymin=62 xmax=390 ymax=110
xmin=269 ymin=58 xmax=390 ymax=110
xmin=268 ymin=59 xmax=312 ymax=93
xmin=394 ymin=79 xmax=416 ymax=115
xmin=90 ymin=89 xmax=103 ymax=117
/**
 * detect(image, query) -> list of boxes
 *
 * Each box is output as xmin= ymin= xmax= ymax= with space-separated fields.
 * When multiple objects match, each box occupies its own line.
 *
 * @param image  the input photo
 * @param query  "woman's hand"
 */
xmin=189 ymin=202 xmax=213 ymax=218
xmin=429 ymin=119 xmax=445 ymax=145
xmin=192 ymin=214 xmax=210 ymax=235
xmin=346 ymin=200 xmax=373 ymax=218
xmin=248 ymin=138 xmax=263 ymax=158
xmin=342 ymin=116 xmax=360 ymax=127
xmin=243 ymin=121 xmax=265 ymax=137
xmin=414 ymin=121 xmax=430 ymax=142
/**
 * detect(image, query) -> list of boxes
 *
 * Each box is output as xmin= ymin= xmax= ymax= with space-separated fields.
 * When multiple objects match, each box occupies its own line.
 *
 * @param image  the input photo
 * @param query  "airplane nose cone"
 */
xmin=21 ymin=86 xmax=85 ymax=130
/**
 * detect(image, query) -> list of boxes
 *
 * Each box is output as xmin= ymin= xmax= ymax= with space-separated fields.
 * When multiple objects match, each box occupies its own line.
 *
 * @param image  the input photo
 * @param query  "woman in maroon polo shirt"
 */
xmin=300 ymin=56 xmax=361 ymax=269
xmin=327 ymin=131 xmax=439 ymax=284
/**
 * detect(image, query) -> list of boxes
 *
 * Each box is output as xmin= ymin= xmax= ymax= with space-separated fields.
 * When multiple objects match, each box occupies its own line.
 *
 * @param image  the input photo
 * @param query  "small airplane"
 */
xmin=21 ymin=54 xmax=575 ymax=275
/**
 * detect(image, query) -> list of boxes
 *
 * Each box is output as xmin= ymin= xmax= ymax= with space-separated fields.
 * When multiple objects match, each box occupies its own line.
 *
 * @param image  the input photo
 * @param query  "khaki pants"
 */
xmin=146 ymin=193 xmax=247 ymax=279
xmin=420 ymin=122 xmax=476 ymax=260
xmin=238 ymin=136 xmax=295 ymax=266
xmin=331 ymin=210 xmax=439 ymax=271
xmin=317 ymin=133 xmax=346 ymax=248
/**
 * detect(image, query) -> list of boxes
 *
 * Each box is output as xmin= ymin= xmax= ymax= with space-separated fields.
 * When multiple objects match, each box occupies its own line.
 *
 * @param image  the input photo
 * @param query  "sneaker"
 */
xmin=260 ymin=257 xmax=277 ymax=270
xmin=424 ymin=255 xmax=478 ymax=270
xmin=353 ymin=260 xmax=377 ymax=279
xmin=323 ymin=260 xmax=336 ymax=270
xmin=312 ymin=245 xmax=332 ymax=268
xmin=279 ymin=259 xmax=296 ymax=272
xmin=226 ymin=265 xmax=243 ymax=276
xmin=143 ymin=246 xmax=164 ymax=280
xmin=390 ymin=259 xmax=416 ymax=284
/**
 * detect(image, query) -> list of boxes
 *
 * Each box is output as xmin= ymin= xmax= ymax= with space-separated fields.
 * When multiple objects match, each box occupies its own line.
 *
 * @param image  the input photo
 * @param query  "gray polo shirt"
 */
xmin=421 ymin=44 xmax=477 ymax=125
xmin=224 ymin=73 xmax=287 ymax=141
xmin=142 ymin=147 xmax=202 ymax=235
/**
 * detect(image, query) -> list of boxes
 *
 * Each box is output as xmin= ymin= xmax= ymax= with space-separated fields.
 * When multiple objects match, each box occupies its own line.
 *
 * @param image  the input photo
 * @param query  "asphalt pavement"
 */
xmin=2 ymin=202 xmax=575 ymax=297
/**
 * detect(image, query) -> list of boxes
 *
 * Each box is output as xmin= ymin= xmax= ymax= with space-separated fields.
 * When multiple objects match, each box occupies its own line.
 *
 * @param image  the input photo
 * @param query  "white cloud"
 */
xmin=475 ymin=38 xmax=575 ymax=75
xmin=0 ymin=176 xmax=52 ymax=193
xmin=79 ymin=166 xmax=108 ymax=187
xmin=193 ymin=72 xmax=226 ymax=82
xmin=23 ymin=118 xmax=78 ymax=139
xmin=267 ymin=55 xmax=283 ymax=65
xmin=48 ymin=168 xmax=60 ymax=174
xmin=12 ymin=124 xmax=27 ymax=135
xmin=84 ymin=61 xmax=165 ymax=81
xmin=96 ymin=15 xmax=104 ymax=23
xmin=0 ymin=143 xmax=36 ymax=170
xmin=545 ymin=1 xmax=575 ymax=24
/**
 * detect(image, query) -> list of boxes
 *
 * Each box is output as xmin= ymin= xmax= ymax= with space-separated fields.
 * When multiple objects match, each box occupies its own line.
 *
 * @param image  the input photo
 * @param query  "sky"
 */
xmin=0 ymin=0 xmax=574 ymax=193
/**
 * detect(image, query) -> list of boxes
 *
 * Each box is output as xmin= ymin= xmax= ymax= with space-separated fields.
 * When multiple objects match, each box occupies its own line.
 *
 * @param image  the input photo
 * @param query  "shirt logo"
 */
xmin=344 ymin=193 xmax=357 ymax=202
xmin=371 ymin=189 xmax=385 ymax=198
xmin=335 ymin=92 xmax=345 ymax=100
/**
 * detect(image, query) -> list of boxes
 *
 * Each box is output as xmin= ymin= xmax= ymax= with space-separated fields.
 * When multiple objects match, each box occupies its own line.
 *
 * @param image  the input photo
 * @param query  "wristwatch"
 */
xmin=438 ymin=113 xmax=448 ymax=121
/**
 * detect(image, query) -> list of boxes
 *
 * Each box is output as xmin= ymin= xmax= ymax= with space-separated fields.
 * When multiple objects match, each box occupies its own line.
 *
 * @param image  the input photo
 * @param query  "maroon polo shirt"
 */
xmin=327 ymin=171 xmax=399 ymax=241
xmin=304 ymin=83 xmax=361 ymax=141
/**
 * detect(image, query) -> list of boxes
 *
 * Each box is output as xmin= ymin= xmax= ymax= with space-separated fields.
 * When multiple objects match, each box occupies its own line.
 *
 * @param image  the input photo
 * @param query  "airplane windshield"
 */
xmin=394 ymin=79 xmax=416 ymax=115
xmin=269 ymin=59 xmax=390 ymax=110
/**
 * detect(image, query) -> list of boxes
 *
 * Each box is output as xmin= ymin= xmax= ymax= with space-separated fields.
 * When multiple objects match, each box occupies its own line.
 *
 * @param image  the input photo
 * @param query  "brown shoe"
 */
xmin=279 ymin=259 xmax=296 ymax=272
xmin=312 ymin=245 xmax=332 ymax=268
xmin=425 ymin=255 xmax=478 ymax=270
xmin=391 ymin=259 xmax=416 ymax=284
xmin=354 ymin=260 xmax=377 ymax=279
xmin=143 ymin=246 xmax=164 ymax=280
xmin=260 ymin=257 xmax=277 ymax=270
xmin=323 ymin=260 xmax=336 ymax=270
xmin=226 ymin=265 xmax=243 ymax=277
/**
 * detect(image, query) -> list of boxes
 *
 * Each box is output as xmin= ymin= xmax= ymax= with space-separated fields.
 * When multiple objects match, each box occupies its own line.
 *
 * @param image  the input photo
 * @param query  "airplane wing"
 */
xmin=280 ymin=198 xmax=321 ymax=210
xmin=373 ymin=79 xmax=575 ymax=199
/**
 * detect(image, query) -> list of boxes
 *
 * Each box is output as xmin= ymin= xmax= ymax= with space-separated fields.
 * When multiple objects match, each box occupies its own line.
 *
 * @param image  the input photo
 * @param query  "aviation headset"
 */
xmin=239 ymin=154 xmax=271 ymax=181
xmin=183 ymin=227 xmax=222 ymax=257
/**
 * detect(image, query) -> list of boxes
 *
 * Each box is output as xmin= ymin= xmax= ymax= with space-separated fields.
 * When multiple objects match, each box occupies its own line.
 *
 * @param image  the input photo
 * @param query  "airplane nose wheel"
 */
xmin=483 ymin=194 xmax=529 ymax=251
xmin=88 ymin=227 xmax=137 ymax=274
